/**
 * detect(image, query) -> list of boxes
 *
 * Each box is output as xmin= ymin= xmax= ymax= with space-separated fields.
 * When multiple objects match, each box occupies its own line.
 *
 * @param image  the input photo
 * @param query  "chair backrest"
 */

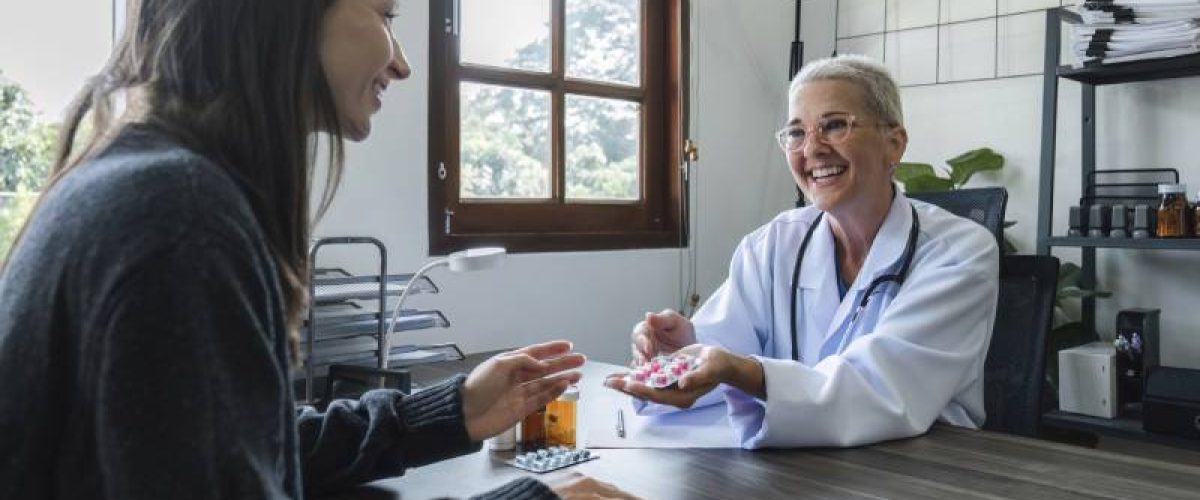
xmin=983 ymin=254 xmax=1059 ymax=437
xmin=908 ymin=187 xmax=1008 ymax=247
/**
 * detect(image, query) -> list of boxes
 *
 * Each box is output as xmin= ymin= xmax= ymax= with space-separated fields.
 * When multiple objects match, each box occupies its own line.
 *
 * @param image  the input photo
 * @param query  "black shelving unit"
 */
xmin=299 ymin=237 xmax=458 ymax=405
xmin=1047 ymin=236 xmax=1200 ymax=251
xmin=1038 ymin=7 xmax=1200 ymax=334
xmin=1036 ymin=7 xmax=1200 ymax=450
xmin=1057 ymin=54 xmax=1200 ymax=85
xmin=1043 ymin=410 xmax=1200 ymax=452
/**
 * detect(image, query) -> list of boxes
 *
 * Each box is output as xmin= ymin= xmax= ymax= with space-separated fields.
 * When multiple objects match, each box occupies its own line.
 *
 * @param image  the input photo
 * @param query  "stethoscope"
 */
xmin=788 ymin=205 xmax=921 ymax=361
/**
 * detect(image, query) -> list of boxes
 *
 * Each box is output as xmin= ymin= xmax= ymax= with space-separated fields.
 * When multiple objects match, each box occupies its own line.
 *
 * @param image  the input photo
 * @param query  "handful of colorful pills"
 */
xmin=626 ymin=354 xmax=702 ymax=389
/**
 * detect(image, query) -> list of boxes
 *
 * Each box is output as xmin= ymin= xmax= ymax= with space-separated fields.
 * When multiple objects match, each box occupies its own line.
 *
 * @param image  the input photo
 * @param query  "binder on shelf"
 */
xmin=312 ymin=274 xmax=438 ymax=304
xmin=305 ymin=309 xmax=450 ymax=342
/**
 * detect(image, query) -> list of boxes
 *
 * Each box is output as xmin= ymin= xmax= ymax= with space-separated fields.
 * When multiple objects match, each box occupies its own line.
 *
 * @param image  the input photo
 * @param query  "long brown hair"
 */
xmin=15 ymin=0 xmax=348 ymax=356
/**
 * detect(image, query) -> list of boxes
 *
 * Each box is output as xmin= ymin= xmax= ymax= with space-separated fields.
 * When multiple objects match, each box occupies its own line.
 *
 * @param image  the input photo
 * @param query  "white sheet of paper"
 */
xmin=579 ymin=362 xmax=739 ymax=449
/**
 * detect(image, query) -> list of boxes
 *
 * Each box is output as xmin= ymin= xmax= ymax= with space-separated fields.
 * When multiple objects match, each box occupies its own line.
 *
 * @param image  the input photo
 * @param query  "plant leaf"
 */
xmin=947 ymin=147 xmax=1004 ymax=187
xmin=1057 ymin=262 xmax=1081 ymax=290
xmin=894 ymin=162 xmax=939 ymax=184
xmin=1002 ymin=236 xmax=1018 ymax=255
xmin=902 ymin=175 xmax=955 ymax=193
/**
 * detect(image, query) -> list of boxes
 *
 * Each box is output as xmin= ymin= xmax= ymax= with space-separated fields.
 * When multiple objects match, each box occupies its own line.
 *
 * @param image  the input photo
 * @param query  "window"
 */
xmin=0 ymin=0 xmax=116 ymax=260
xmin=429 ymin=0 xmax=687 ymax=253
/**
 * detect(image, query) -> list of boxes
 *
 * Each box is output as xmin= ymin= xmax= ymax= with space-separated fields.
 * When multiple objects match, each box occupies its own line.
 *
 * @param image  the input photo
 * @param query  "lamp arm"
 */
xmin=380 ymin=258 xmax=448 ymax=369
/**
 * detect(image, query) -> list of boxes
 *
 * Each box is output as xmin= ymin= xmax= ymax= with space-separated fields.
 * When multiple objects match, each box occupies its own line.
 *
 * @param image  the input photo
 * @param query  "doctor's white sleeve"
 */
xmin=725 ymin=229 xmax=999 ymax=448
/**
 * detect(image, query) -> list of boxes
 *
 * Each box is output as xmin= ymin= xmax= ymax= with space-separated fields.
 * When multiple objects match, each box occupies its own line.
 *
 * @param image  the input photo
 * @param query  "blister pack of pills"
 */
xmin=507 ymin=446 xmax=597 ymax=473
xmin=626 ymin=354 xmax=702 ymax=389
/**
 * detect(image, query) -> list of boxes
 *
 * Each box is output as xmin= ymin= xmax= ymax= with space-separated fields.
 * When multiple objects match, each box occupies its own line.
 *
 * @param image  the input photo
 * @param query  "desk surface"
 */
xmin=333 ymin=354 xmax=1200 ymax=500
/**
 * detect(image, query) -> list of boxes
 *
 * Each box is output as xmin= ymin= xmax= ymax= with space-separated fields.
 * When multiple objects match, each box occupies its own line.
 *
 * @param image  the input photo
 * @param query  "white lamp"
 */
xmin=380 ymin=247 xmax=507 ymax=369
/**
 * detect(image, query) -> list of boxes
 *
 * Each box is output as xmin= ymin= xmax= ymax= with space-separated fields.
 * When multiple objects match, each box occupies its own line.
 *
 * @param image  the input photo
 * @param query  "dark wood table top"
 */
xmin=327 ymin=353 xmax=1200 ymax=499
xmin=333 ymin=423 xmax=1200 ymax=500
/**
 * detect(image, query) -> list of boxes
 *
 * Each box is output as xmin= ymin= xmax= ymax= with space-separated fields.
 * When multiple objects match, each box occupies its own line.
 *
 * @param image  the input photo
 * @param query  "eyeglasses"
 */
xmin=775 ymin=114 xmax=889 ymax=152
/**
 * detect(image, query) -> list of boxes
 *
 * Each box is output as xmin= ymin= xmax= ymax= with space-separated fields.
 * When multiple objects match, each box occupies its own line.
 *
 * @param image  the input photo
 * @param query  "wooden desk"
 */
xmin=331 ymin=355 xmax=1200 ymax=499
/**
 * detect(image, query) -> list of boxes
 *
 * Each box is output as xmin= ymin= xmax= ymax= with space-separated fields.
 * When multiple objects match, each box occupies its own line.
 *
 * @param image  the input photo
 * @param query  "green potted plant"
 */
xmin=895 ymin=147 xmax=1016 ymax=253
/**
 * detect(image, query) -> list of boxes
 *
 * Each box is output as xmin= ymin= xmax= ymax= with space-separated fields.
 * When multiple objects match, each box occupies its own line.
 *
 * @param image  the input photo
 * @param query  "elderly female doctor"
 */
xmin=605 ymin=55 xmax=999 ymax=448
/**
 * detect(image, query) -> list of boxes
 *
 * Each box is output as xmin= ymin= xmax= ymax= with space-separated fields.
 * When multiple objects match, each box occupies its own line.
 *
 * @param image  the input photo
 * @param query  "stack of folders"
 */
xmin=1072 ymin=1 xmax=1200 ymax=65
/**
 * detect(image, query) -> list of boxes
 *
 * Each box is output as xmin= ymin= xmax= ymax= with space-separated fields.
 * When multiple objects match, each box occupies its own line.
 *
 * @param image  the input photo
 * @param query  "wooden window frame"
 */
xmin=428 ymin=0 xmax=688 ymax=254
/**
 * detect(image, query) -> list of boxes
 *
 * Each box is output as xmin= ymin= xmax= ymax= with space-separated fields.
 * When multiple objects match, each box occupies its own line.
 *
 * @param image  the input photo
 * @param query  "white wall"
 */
xmin=802 ymin=1 xmax=1200 ymax=369
xmin=312 ymin=0 xmax=796 ymax=364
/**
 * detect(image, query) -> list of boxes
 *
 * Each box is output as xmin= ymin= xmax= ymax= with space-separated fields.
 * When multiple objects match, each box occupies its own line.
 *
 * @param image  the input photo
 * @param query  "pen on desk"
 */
xmin=617 ymin=409 xmax=625 ymax=438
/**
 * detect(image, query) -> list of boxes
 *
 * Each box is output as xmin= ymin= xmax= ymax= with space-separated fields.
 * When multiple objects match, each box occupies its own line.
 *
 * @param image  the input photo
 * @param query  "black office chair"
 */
xmin=908 ymin=187 xmax=1008 ymax=248
xmin=982 ymin=254 xmax=1059 ymax=437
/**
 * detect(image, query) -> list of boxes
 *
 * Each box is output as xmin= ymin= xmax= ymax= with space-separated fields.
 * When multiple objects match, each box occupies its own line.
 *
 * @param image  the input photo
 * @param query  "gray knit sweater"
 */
xmin=0 ymin=125 xmax=556 ymax=500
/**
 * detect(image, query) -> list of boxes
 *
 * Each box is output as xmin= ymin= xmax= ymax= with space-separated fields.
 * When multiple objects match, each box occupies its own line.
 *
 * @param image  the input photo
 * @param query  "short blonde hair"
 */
xmin=788 ymin=55 xmax=903 ymax=126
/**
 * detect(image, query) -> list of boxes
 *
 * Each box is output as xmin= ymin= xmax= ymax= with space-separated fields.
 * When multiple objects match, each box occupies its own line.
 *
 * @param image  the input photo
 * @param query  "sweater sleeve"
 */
xmin=296 ymin=376 xmax=481 ymax=494
xmin=298 ymin=378 xmax=566 ymax=500
xmin=467 ymin=477 xmax=559 ymax=500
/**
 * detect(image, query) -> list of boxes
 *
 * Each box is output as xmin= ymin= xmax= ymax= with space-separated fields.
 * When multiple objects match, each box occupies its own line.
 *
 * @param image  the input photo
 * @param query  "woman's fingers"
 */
xmin=513 ymin=340 xmax=574 ymax=360
xmin=521 ymin=374 xmax=578 ymax=412
xmin=496 ymin=353 xmax=550 ymax=378
xmin=500 ymin=352 xmax=585 ymax=383
xmin=540 ymin=352 xmax=586 ymax=374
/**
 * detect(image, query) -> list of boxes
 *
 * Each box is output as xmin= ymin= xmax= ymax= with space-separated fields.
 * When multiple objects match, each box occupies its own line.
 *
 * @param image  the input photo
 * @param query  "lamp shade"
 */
xmin=447 ymin=247 xmax=506 ymax=272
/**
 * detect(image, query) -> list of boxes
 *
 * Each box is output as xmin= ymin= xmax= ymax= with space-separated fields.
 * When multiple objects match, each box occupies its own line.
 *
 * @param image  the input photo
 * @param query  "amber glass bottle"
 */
xmin=545 ymin=386 xmax=579 ymax=448
xmin=1156 ymin=183 xmax=1189 ymax=237
xmin=520 ymin=406 xmax=546 ymax=451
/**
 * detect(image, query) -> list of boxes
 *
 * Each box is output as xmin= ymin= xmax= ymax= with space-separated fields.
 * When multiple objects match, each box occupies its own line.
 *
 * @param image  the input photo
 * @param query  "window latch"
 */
xmin=682 ymin=139 xmax=699 ymax=181
xmin=437 ymin=161 xmax=448 ymax=180
xmin=444 ymin=209 xmax=455 ymax=235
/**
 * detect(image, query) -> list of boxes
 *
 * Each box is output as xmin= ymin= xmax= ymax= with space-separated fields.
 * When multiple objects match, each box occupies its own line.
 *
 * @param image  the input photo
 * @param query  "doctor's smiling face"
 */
xmin=783 ymin=79 xmax=907 ymax=214
xmin=321 ymin=0 xmax=412 ymax=141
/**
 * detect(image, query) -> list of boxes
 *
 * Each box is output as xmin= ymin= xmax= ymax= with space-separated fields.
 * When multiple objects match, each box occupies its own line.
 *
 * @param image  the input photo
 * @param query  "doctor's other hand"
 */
xmin=546 ymin=472 xmax=643 ymax=500
xmin=630 ymin=309 xmax=696 ymax=365
xmin=605 ymin=344 xmax=765 ymax=409
xmin=462 ymin=340 xmax=585 ymax=442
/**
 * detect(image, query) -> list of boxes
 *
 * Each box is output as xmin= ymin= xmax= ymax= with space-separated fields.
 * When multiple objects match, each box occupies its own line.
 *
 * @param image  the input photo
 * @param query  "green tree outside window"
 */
xmin=461 ymin=0 xmax=640 ymax=201
xmin=0 ymin=71 xmax=56 ymax=260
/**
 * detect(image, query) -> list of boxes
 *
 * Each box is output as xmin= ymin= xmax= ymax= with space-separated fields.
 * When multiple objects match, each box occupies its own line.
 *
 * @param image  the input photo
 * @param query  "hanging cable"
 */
xmin=679 ymin=1 xmax=701 ymax=316
xmin=789 ymin=0 xmax=804 ymax=80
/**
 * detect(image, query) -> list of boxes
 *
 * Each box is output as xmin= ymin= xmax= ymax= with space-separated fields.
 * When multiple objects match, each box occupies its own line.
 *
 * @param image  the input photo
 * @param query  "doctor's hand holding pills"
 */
xmin=628 ymin=309 xmax=695 ymax=365
xmin=606 ymin=342 xmax=767 ymax=409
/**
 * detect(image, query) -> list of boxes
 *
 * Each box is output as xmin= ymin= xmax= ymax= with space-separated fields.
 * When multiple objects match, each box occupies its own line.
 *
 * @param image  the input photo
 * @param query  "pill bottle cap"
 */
xmin=557 ymin=386 xmax=580 ymax=401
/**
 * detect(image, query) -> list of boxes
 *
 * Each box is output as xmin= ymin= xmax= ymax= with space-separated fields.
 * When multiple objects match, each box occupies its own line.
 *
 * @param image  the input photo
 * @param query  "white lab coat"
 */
xmin=637 ymin=191 xmax=999 ymax=448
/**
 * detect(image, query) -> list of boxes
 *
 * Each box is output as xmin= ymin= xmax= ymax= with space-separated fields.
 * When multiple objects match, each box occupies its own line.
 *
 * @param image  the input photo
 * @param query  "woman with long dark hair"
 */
xmin=0 ymin=1 xmax=634 ymax=498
